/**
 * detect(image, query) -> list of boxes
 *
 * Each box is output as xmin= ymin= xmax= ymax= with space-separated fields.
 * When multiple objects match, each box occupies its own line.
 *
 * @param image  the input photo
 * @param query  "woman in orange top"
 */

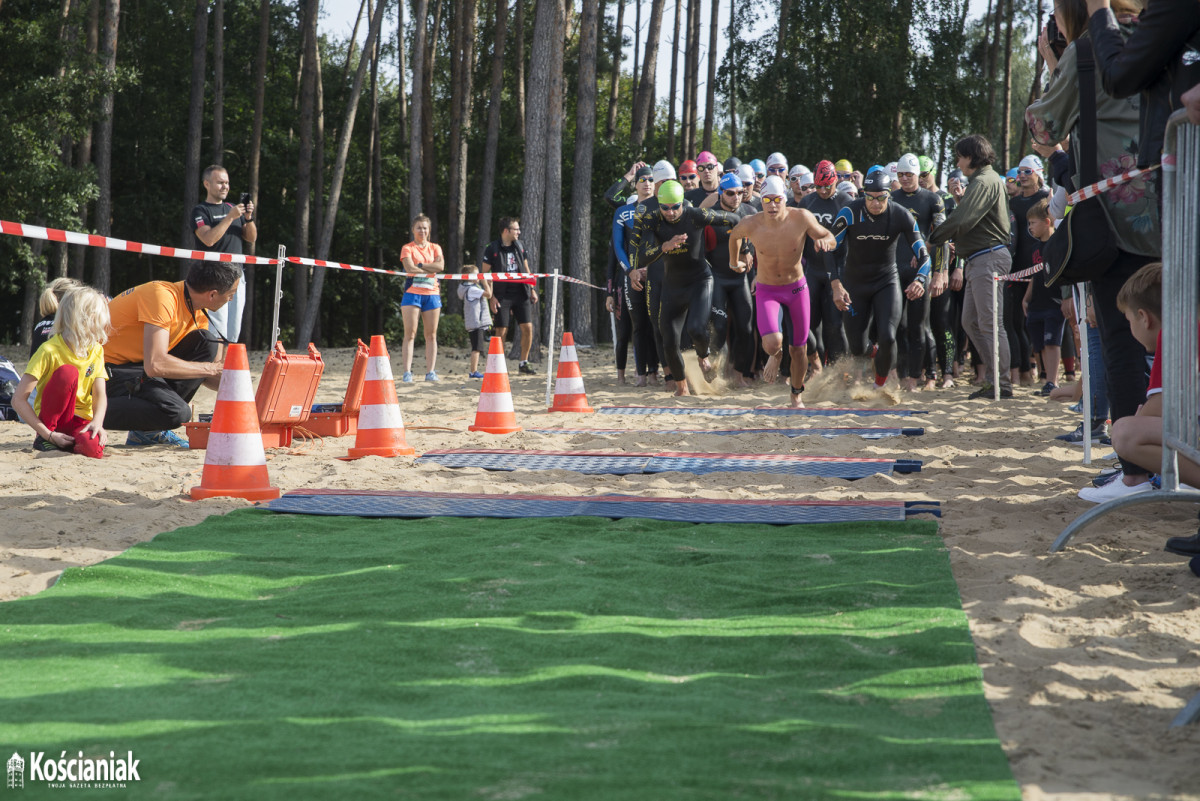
xmin=399 ymin=214 xmax=446 ymax=382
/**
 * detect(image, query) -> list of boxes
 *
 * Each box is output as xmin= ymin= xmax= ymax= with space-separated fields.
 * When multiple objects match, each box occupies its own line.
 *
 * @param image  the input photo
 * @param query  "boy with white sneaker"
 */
xmin=1080 ymin=263 xmax=1200 ymax=503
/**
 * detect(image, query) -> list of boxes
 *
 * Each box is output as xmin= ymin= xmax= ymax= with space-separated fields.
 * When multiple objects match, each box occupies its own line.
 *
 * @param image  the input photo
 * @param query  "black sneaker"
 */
xmin=1038 ymin=381 xmax=1058 ymax=397
xmin=1056 ymin=422 xmax=1110 ymax=445
xmin=518 ymin=362 xmax=537 ymax=375
xmin=1165 ymin=532 xmax=1200 ymax=557
xmin=968 ymin=385 xmax=1013 ymax=399
xmin=32 ymin=435 xmax=59 ymax=452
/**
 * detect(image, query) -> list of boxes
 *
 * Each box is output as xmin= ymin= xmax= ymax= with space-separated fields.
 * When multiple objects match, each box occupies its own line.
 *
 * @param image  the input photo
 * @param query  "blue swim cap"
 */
xmin=749 ymin=159 xmax=767 ymax=177
xmin=1006 ymin=168 xmax=1018 ymax=179
xmin=719 ymin=172 xmax=742 ymax=192
xmin=867 ymin=164 xmax=885 ymax=175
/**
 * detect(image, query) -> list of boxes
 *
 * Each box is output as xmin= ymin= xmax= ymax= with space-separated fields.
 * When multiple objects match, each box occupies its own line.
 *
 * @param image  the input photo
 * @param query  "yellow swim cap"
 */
xmin=835 ymin=159 xmax=853 ymax=173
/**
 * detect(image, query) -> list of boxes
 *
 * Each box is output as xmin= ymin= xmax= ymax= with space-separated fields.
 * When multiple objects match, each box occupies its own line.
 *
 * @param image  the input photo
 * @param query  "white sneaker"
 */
xmin=1078 ymin=471 xmax=1153 ymax=503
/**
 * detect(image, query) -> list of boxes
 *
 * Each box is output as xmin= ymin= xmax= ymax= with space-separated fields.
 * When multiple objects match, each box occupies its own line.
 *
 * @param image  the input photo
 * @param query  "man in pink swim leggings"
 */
xmin=728 ymin=176 xmax=837 ymax=407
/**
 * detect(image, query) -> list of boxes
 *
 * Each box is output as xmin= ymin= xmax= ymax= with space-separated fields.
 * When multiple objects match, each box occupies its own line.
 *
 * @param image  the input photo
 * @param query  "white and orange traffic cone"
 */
xmin=191 ymin=344 xmax=281 ymax=501
xmin=548 ymin=332 xmax=594 ymax=413
xmin=344 ymin=335 xmax=416 ymax=459
xmin=468 ymin=336 xmax=523 ymax=434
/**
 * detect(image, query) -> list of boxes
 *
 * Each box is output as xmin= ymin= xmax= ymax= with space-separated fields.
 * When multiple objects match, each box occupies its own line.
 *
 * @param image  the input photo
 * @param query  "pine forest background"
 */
xmin=0 ymin=0 xmax=1045 ymax=353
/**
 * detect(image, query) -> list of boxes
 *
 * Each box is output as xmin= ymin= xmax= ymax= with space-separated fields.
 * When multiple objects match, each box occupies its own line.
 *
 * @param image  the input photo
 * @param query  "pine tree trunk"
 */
xmin=520 ymin=0 xmax=557 ymax=350
xmin=212 ymin=0 xmax=224 ymax=163
xmin=52 ymin=0 xmax=75 ymax=281
xmin=632 ymin=0 xmax=640 ymax=98
xmin=477 ymin=0 xmax=510 ymax=258
xmin=681 ymin=0 xmax=693 ymax=154
xmin=687 ymin=0 xmax=700 ymax=155
xmin=667 ymin=0 xmax=681 ymax=162
xmin=703 ymin=0 xmax=717 ymax=150
xmin=245 ymin=0 xmax=270 ymax=347
xmin=410 ymin=0 xmax=428 ymax=219
xmin=397 ymin=0 xmax=409 ymax=146
xmin=568 ymin=0 xmax=599 ymax=345
xmin=541 ymin=0 xmax=566 ymax=356
xmin=92 ymin=0 xmax=120 ymax=295
xmin=296 ymin=0 xmax=387 ymax=346
xmin=176 ymin=0 xmax=208 ymax=283
xmin=292 ymin=0 xmax=318 ymax=334
xmin=515 ymin=0 xmax=526 ymax=139
xmin=728 ymin=0 xmax=737 ymax=154
xmin=314 ymin=32 xmax=325 ymax=254
xmin=985 ymin=0 xmax=997 ymax=140
xmin=421 ymin=0 xmax=444 ymax=236
xmin=70 ymin=0 xmax=99 ymax=281
xmin=1001 ymin=0 xmax=1014 ymax=165
xmin=21 ymin=237 xmax=47 ymax=350
xmin=447 ymin=0 xmax=479 ymax=278
xmin=630 ymin=0 xmax=666 ymax=145
xmin=364 ymin=0 xmax=378 ymax=267
xmin=371 ymin=37 xmax=383 ymax=271
xmin=776 ymin=0 xmax=789 ymax=62
xmin=604 ymin=0 xmax=624 ymax=140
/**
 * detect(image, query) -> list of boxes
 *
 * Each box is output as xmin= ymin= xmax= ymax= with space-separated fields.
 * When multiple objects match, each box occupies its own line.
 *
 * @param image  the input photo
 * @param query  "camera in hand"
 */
xmin=1046 ymin=17 xmax=1067 ymax=60
xmin=239 ymin=192 xmax=252 ymax=220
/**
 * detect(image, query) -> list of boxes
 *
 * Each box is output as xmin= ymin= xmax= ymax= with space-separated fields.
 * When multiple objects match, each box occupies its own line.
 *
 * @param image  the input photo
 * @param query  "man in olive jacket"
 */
xmin=927 ymin=134 xmax=1013 ymax=398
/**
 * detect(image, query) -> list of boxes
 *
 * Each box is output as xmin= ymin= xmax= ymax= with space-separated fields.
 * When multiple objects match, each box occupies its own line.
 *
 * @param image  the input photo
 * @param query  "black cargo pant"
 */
xmin=104 ymin=329 xmax=220 ymax=431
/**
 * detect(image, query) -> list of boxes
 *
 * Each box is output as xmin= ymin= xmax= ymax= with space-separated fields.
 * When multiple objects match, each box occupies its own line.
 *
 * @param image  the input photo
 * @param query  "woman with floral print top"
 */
xmin=1024 ymin=0 xmax=1162 ymax=504
xmin=1024 ymin=0 xmax=1159 ymax=258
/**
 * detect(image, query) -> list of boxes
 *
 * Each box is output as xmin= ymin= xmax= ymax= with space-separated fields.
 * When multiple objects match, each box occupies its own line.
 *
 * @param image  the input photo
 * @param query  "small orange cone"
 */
xmin=344 ymin=335 xmax=416 ymax=459
xmin=468 ymin=336 xmax=523 ymax=434
xmin=548 ymin=332 xmax=594 ymax=413
xmin=191 ymin=344 xmax=281 ymax=501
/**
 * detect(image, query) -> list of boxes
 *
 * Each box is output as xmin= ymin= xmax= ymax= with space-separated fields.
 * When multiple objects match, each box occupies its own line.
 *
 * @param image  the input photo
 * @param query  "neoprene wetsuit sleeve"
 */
xmin=830 ymin=207 xmax=853 ymax=246
xmin=931 ymin=198 xmax=950 ymax=273
xmin=604 ymin=179 xmax=631 ymax=210
xmin=628 ymin=207 xmax=648 ymax=270
xmin=692 ymin=207 xmax=740 ymax=228
xmin=613 ymin=207 xmax=632 ymax=273
xmin=898 ymin=208 xmax=932 ymax=283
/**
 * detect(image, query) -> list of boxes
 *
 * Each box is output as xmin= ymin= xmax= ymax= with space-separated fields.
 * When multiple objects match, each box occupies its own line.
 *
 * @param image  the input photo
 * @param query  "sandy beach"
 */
xmin=2 ymin=342 xmax=1198 ymax=800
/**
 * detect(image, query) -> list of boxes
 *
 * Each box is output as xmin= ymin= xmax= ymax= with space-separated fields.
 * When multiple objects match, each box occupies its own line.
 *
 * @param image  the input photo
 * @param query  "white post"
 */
xmin=545 ymin=272 xmax=560 ymax=409
xmin=991 ymin=273 xmax=1000 ymax=400
xmin=610 ymin=310 xmax=618 ymax=370
xmin=1077 ymin=284 xmax=1093 ymax=465
xmin=271 ymin=244 xmax=285 ymax=347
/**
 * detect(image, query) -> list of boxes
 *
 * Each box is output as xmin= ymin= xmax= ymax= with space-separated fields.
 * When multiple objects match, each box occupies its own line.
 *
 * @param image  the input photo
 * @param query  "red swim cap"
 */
xmin=814 ymin=160 xmax=838 ymax=187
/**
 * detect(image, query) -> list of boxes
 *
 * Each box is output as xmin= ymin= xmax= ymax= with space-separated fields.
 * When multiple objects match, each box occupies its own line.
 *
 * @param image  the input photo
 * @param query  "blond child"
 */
xmin=32 ymin=277 xmax=84 ymax=356
xmin=12 ymin=286 xmax=110 ymax=458
xmin=1087 ymin=263 xmax=1200 ymax=506
xmin=457 ymin=264 xmax=493 ymax=378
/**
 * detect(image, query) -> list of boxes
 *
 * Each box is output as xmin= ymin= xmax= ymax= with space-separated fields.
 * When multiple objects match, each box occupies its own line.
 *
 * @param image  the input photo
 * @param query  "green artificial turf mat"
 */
xmin=0 ymin=510 xmax=1018 ymax=800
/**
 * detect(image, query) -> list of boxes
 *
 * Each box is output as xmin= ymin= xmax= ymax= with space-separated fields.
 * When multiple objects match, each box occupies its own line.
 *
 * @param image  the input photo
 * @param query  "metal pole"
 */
xmin=991 ymin=274 xmax=1000 ymax=400
xmin=610 ymin=309 xmax=618 ymax=371
xmin=1077 ymin=283 xmax=1092 ymax=465
xmin=545 ymin=272 xmax=560 ymax=409
xmin=271 ymin=244 xmax=285 ymax=346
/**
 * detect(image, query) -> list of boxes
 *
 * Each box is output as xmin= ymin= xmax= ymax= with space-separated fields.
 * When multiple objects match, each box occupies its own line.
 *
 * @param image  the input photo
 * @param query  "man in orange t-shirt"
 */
xmin=104 ymin=261 xmax=241 ymax=443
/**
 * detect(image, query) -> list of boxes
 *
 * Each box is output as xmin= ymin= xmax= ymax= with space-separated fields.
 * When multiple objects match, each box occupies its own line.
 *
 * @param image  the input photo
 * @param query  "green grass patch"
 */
xmin=0 ymin=511 xmax=1018 ymax=800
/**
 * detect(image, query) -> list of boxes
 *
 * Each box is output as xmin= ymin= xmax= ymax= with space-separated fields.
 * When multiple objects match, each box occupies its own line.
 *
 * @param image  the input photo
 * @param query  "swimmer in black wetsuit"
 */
xmin=629 ymin=179 xmax=740 ymax=397
xmin=828 ymin=170 xmax=931 ymax=387
xmin=890 ymin=153 xmax=947 ymax=391
xmin=706 ymin=171 xmax=759 ymax=387
xmin=798 ymin=160 xmax=854 ymax=366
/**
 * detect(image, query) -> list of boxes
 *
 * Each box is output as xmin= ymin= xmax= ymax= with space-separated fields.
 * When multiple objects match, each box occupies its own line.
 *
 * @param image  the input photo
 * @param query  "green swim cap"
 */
xmin=657 ymin=180 xmax=685 ymax=206
xmin=918 ymin=155 xmax=936 ymax=176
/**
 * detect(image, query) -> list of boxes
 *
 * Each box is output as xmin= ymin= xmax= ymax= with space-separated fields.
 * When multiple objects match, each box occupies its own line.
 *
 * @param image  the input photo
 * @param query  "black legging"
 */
xmin=645 ymin=262 xmax=672 ymax=381
xmin=929 ymin=284 xmax=958 ymax=377
xmin=806 ymin=268 xmax=848 ymax=364
xmin=1005 ymin=281 xmax=1032 ymax=372
xmin=105 ymin=328 xmax=220 ymax=431
xmin=659 ymin=270 xmax=714 ymax=383
xmin=710 ymin=274 xmax=755 ymax=378
xmin=842 ymin=276 xmax=902 ymax=379
xmin=624 ymin=272 xmax=659 ymax=377
xmin=897 ymin=264 xmax=934 ymax=379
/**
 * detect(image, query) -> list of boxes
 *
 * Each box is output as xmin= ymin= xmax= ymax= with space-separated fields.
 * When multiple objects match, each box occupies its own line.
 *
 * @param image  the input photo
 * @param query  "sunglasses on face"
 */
xmin=919 ymin=171 xmax=931 ymax=177
xmin=697 ymin=164 xmax=717 ymax=171
xmin=837 ymin=172 xmax=852 ymax=179
xmin=761 ymin=196 xmax=785 ymax=206
xmin=661 ymin=203 xmax=683 ymax=211
xmin=897 ymin=172 xmax=916 ymax=179
xmin=768 ymin=166 xmax=787 ymax=174
xmin=680 ymin=174 xmax=698 ymax=181
xmin=1017 ymin=168 xmax=1036 ymax=175
xmin=722 ymin=190 xmax=741 ymax=197
xmin=636 ymin=177 xmax=654 ymax=184
xmin=801 ymin=184 xmax=815 ymax=191
xmin=864 ymin=193 xmax=888 ymax=203
xmin=1006 ymin=178 xmax=1017 ymax=184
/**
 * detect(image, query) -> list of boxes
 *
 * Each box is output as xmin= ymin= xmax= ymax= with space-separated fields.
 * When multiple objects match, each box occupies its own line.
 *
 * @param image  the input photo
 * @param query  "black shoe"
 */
xmin=518 ymin=362 xmax=537 ymax=375
xmin=1165 ymin=532 xmax=1200 ymax=557
xmin=32 ymin=435 xmax=59 ymax=452
xmin=1038 ymin=381 xmax=1058 ymax=397
xmin=968 ymin=385 xmax=1013 ymax=399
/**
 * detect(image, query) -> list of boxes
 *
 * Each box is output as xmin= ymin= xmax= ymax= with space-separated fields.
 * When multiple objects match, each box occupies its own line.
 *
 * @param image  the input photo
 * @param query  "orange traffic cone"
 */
xmin=191 ymin=344 xmax=281 ymax=501
xmin=468 ymin=336 xmax=523 ymax=434
xmin=344 ymin=335 xmax=416 ymax=459
xmin=548 ymin=332 xmax=594 ymax=413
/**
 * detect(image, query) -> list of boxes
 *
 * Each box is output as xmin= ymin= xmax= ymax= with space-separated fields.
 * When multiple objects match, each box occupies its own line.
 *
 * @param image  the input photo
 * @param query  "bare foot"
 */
xmin=788 ymin=390 xmax=805 ymax=408
xmin=674 ymin=381 xmax=690 ymax=397
xmin=698 ymin=356 xmax=713 ymax=376
xmin=939 ymin=375 xmax=955 ymax=389
xmin=900 ymin=377 xmax=918 ymax=392
xmin=736 ymin=374 xmax=755 ymax=388
xmin=665 ymin=379 xmax=676 ymax=393
xmin=762 ymin=352 xmax=782 ymax=383
xmin=922 ymin=378 xmax=937 ymax=391
xmin=617 ymin=371 xmax=626 ymax=385
xmin=635 ymin=375 xmax=648 ymax=387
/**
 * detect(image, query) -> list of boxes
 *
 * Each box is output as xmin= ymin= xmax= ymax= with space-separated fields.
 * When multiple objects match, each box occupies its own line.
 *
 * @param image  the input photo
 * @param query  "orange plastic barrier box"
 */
xmin=305 ymin=339 xmax=368 ymax=438
xmin=186 ymin=342 xmax=325 ymax=449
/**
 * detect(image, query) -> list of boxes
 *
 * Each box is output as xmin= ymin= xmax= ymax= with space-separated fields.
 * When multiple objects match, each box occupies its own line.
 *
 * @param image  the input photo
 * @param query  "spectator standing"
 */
xmin=399 ymin=214 xmax=445 ymax=383
xmin=191 ymin=164 xmax=255 ymax=342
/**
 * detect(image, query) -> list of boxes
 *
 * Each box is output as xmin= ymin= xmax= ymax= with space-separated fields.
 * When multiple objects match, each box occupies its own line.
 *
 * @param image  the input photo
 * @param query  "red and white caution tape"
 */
xmin=994 ymin=262 xmax=1046 ymax=283
xmin=0 ymin=220 xmax=278 ymax=265
xmin=1066 ymin=164 xmax=1160 ymax=206
xmin=284 ymin=256 xmax=605 ymax=290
